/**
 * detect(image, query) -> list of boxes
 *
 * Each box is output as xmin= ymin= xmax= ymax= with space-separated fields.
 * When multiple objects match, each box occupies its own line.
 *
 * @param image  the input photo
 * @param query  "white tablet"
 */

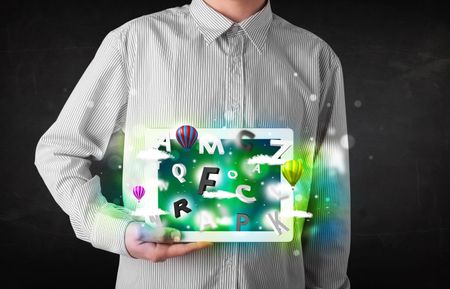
xmin=123 ymin=127 xmax=295 ymax=242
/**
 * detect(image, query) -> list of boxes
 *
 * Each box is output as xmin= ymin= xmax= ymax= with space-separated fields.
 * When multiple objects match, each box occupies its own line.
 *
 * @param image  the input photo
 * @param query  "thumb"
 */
xmin=138 ymin=224 xmax=181 ymax=243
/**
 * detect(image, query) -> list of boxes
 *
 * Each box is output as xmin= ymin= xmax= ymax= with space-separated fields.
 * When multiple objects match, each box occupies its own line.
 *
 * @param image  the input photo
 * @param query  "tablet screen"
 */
xmin=124 ymin=127 xmax=296 ymax=242
xmin=158 ymin=138 xmax=281 ymax=232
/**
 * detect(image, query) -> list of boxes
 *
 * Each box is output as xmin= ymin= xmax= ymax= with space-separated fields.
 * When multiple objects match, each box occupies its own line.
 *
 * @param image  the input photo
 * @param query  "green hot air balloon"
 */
xmin=282 ymin=159 xmax=304 ymax=190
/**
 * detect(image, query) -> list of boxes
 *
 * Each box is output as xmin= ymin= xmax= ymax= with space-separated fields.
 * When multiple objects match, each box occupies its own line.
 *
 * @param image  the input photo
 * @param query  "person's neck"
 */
xmin=202 ymin=0 xmax=267 ymax=23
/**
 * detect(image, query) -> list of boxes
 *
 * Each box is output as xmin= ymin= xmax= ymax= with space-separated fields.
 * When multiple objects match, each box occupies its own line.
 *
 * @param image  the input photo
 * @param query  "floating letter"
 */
xmin=236 ymin=185 xmax=256 ymax=203
xmin=265 ymin=210 xmax=289 ymax=235
xmin=270 ymin=139 xmax=292 ymax=160
xmin=172 ymin=163 xmax=187 ymax=183
xmin=236 ymin=213 xmax=249 ymax=231
xmin=154 ymin=134 xmax=171 ymax=152
xmin=199 ymin=138 xmax=225 ymax=155
xmin=174 ymin=198 xmax=192 ymax=218
xmin=236 ymin=130 xmax=255 ymax=151
xmin=228 ymin=170 xmax=238 ymax=179
xmin=200 ymin=211 xmax=217 ymax=231
xmin=198 ymin=167 xmax=220 ymax=195
xmin=145 ymin=215 xmax=163 ymax=227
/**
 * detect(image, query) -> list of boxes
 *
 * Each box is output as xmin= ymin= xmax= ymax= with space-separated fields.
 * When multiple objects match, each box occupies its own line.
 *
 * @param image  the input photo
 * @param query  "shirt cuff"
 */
xmin=90 ymin=202 xmax=136 ymax=258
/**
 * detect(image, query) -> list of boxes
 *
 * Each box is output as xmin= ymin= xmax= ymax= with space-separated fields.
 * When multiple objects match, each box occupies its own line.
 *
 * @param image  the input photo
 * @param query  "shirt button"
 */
xmin=224 ymin=110 xmax=234 ymax=121
xmin=230 ymin=25 xmax=240 ymax=34
xmin=225 ymin=258 xmax=233 ymax=267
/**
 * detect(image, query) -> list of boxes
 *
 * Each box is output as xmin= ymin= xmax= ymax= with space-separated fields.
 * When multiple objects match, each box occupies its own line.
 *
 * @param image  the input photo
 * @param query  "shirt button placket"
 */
xmin=226 ymin=25 xmax=244 ymax=128
xmin=221 ymin=243 xmax=238 ymax=288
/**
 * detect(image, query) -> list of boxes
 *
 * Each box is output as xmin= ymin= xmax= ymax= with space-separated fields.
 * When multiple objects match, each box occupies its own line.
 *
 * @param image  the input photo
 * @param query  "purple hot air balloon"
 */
xmin=132 ymin=185 xmax=145 ymax=202
xmin=176 ymin=125 xmax=198 ymax=151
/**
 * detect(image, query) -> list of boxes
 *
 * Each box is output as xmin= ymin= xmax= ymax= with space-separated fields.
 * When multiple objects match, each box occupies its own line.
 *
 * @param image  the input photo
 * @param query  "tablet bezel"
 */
xmin=139 ymin=128 xmax=294 ymax=242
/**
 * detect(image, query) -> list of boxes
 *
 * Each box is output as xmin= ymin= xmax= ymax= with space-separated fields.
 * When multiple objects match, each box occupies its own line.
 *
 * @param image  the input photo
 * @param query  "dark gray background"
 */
xmin=1 ymin=0 xmax=449 ymax=288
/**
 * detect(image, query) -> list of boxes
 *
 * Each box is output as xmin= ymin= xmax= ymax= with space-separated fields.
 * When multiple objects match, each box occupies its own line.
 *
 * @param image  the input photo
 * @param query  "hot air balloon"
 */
xmin=282 ymin=159 xmax=304 ymax=190
xmin=132 ymin=185 xmax=145 ymax=202
xmin=176 ymin=125 xmax=198 ymax=151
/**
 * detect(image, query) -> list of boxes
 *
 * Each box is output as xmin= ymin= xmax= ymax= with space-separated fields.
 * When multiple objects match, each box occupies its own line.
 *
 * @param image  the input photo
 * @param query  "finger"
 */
xmin=137 ymin=241 xmax=156 ymax=252
xmin=137 ymin=242 xmax=170 ymax=262
xmin=160 ymin=242 xmax=214 ymax=258
xmin=138 ymin=225 xmax=181 ymax=243
xmin=142 ymin=243 xmax=168 ymax=262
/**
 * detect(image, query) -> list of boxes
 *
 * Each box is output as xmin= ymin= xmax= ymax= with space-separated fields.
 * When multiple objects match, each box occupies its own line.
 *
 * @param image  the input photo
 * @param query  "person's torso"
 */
xmin=116 ymin=4 xmax=336 ymax=289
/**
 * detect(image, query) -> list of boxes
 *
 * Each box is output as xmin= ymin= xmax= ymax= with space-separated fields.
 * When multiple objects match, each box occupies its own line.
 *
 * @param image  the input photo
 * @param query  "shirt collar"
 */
xmin=189 ymin=0 xmax=273 ymax=54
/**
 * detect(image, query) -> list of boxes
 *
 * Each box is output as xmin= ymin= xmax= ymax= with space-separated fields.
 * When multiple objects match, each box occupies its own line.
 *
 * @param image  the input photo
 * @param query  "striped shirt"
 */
xmin=34 ymin=0 xmax=351 ymax=288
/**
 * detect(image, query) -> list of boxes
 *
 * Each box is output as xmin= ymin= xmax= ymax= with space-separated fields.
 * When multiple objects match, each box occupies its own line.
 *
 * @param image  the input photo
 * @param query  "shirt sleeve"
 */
xmin=34 ymin=27 xmax=135 ymax=257
xmin=302 ymin=51 xmax=351 ymax=289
